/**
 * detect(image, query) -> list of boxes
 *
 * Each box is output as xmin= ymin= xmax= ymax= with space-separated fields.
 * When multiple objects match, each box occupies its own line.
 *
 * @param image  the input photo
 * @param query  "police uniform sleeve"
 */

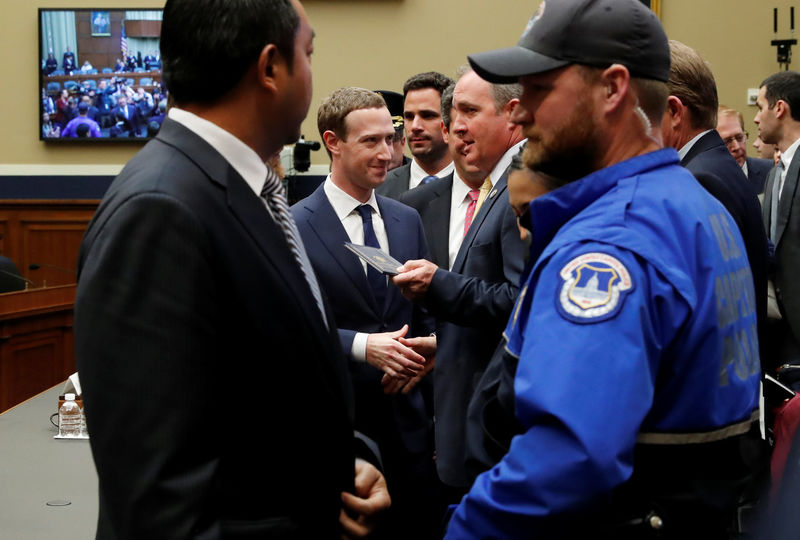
xmin=444 ymin=243 xmax=691 ymax=539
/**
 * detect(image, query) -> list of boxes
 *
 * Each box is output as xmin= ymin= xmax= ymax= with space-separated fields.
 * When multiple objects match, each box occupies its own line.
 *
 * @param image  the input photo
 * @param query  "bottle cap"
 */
xmin=65 ymin=393 xmax=76 ymax=401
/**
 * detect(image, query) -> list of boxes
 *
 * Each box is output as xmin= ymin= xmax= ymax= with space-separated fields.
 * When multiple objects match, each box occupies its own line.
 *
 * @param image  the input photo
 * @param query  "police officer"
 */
xmin=447 ymin=0 xmax=762 ymax=538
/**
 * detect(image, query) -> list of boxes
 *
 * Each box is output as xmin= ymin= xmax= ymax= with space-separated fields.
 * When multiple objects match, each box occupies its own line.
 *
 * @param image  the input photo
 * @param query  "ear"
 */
xmin=600 ymin=64 xmax=631 ymax=113
xmin=256 ymin=43 xmax=282 ymax=94
xmin=322 ymin=130 xmax=341 ymax=157
xmin=774 ymin=99 xmax=789 ymax=120
xmin=664 ymin=95 xmax=684 ymax=128
xmin=440 ymin=120 xmax=450 ymax=144
xmin=503 ymin=98 xmax=520 ymax=127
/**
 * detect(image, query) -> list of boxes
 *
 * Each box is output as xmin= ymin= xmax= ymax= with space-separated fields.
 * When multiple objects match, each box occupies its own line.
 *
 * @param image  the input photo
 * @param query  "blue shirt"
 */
xmin=446 ymin=149 xmax=760 ymax=539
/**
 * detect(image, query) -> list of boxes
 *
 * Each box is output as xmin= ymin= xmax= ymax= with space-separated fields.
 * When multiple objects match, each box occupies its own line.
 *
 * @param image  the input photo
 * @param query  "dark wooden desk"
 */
xmin=0 ymin=285 xmax=76 ymax=412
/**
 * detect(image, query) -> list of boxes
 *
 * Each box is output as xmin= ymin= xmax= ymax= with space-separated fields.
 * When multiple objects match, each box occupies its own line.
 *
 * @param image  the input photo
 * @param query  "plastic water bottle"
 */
xmin=59 ymin=393 xmax=82 ymax=437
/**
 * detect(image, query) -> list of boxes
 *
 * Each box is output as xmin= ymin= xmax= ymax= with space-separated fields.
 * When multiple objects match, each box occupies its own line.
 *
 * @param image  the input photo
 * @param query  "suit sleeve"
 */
xmin=411 ymin=211 xmax=437 ymax=336
xmin=76 ymin=192 xmax=223 ymax=539
xmin=425 ymin=202 xmax=526 ymax=328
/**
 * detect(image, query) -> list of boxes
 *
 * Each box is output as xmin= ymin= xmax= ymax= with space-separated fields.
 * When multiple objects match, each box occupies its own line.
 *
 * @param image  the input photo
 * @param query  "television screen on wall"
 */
xmin=39 ymin=8 xmax=165 ymax=143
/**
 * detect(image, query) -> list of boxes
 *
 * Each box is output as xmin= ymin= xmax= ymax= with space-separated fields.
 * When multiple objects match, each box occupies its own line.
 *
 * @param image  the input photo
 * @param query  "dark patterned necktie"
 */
xmin=356 ymin=204 xmax=387 ymax=310
xmin=260 ymin=167 xmax=327 ymax=327
xmin=421 ymin=175 xmax=437 ymax=185
xmin=770 ymin=160 xmax=785 ymax=242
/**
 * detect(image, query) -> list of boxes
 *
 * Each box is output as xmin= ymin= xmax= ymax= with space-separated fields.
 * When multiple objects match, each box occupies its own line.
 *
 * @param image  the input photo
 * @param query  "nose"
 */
xmin=378 ymin=139 xmax=392 ymax=161
xmin=451 ymin=111 xmax=467 ymax=135
xmin=511 ymin=102 xmax=532 ymax=126
xmin=410 ymin=115 xmax=423 ymax=132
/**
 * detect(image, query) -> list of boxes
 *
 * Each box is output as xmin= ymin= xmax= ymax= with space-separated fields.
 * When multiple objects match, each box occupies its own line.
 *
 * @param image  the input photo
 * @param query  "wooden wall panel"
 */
xmin=0 ymin=200 xmax=98 ymax=287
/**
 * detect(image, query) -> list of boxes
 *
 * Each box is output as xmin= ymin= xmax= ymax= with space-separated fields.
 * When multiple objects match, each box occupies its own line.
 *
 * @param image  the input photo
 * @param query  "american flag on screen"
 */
xmin=121 ymin=21 xmax=128 ymax=57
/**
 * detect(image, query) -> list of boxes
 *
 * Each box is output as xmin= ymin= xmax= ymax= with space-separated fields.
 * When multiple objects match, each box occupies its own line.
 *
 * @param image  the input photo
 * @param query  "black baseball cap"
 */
xmin=468 ymin=0 xmax=670 ymax=84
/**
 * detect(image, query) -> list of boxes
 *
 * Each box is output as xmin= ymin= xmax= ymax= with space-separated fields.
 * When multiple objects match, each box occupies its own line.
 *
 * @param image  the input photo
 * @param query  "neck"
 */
xmin=414 ymin=151 xmax=452 ymax=176
xmin=330 ymin=169 xmax=372 ymax=203
xmin=780 ymin=125 xmax=800 ymax=153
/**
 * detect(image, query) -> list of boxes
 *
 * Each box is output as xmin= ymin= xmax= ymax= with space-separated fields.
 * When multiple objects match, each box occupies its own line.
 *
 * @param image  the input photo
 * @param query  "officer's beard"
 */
xmin=521 ymin=97 xmax=602 ymax=186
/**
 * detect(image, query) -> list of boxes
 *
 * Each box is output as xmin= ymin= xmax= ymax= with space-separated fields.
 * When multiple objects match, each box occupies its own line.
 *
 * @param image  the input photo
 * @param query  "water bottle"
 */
xmin=59 ymin=393 xmax=82 ymax=437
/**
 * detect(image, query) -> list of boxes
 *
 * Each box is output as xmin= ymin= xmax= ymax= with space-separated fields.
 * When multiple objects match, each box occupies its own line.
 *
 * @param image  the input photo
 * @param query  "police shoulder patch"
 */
xmin=556 ymin=252 xmax=634 ymax=323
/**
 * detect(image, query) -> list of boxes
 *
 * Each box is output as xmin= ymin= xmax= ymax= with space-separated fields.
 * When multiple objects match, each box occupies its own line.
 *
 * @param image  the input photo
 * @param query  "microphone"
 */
xmin=0 ymin=268 xmax=35 ymax=289
xmin=29 ymin=263 xmax=77 ymax=276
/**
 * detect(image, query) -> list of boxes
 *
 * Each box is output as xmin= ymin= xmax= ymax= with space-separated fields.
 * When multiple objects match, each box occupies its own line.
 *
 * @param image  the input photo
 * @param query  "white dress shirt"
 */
xmin=324 ymin=175 xmax=389 ymax=361
xmin=447 ymin=139 xmax=526 ymax=269
xmin=409 ymin=159 xmax=455 ymax=190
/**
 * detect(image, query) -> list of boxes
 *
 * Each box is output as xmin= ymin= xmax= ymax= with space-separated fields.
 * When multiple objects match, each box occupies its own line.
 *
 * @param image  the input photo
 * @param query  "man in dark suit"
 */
xmin=110 ymin=95 xmax=142 ymax=136
xmin=393 ymin=67 xmax=528 ymax=493
xmin=661 ymin=40 xmax=771 ymax=373
xmin=377 ymin=72 xmax=454 ymax=200
xmin=293 ymin=87 xmax=440 ymax=538
xmin=75 ymin=1 xmax=389 ymax=538
xmin=718 ymin=105 xmax=774 ymax=194
xmin=758 ymin=71 xmax=800 ymax=371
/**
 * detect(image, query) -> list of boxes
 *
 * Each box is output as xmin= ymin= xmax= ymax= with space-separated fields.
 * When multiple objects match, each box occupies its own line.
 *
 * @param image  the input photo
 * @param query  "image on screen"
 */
xmin=39 ymin=8 xmax=165 ymax=143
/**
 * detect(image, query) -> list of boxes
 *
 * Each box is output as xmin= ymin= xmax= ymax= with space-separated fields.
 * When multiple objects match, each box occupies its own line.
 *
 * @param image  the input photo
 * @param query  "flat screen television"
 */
xmin=39 ymin=8 xmax=165 ymax=143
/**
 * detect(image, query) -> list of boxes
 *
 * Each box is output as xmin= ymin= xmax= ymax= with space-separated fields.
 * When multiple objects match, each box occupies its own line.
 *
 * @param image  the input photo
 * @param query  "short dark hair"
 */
xmin=440 ymin=83 xmax=455 ymax=129
xmin=402 ymin=72 xmax=454 ymax=99
xmin=161 ymin=0 xmax=299 ymax=104
xmin=761 ymin=71 xmax=800 ymax=122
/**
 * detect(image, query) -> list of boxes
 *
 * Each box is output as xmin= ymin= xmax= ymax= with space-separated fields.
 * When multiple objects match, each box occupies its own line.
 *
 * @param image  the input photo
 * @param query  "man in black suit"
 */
xmin=75 ymin=1 xmax=389 ymax=538
xmin=758 ymin=71 xmax=800 ymax=371
xmin=377 ymin=72 xmax=454 ymax=200
xmin=293 ymin=87 xmax=441 ymax=538
xmin=110 ymin=95 xmax=142 ymax=137
xmin=718 ymin=105 xmax=774 ymax=195
xmin=392 ymin=66 xmax=528 ymax=493
xmin=661 ymin=40 xmax=771 ymax=373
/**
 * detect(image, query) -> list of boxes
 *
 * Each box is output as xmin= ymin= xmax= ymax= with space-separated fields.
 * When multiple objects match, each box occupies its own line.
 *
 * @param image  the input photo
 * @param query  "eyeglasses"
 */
xmin=723 ymin=132 xmax=748 ymax=147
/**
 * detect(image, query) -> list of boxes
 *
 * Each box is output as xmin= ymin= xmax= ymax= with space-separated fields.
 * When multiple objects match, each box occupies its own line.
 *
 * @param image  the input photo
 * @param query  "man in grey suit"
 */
xmin=392 ymin=66 xmax=528 ymax=494
xmin=758 ymin=71 xmax=800 ymax=372
xmin=377 ymin=72 xmax=454 ymax=199
xmin=75 ymin=1 xmax=389 ymax=538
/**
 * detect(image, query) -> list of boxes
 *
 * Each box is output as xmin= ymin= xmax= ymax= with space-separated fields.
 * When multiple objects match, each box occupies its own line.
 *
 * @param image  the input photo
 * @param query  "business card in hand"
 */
xmin=344 ymin=242 xmax=403 ymax=275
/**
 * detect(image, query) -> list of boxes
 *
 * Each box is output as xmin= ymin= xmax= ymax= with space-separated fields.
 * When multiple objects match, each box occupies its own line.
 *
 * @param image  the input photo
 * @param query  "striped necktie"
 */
xmin=260 ymin=167 xmax=327 ymax=327
xmin=464 ymin=188 xmax=481 ymax=237
xmin=474 ymin=177 xmax=492 ymax=215
xmin=770 ymin=160 xmax=785 ymax=242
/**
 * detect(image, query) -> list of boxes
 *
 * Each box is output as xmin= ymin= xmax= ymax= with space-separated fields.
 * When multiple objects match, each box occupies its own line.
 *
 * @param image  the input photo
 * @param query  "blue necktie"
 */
xmin=356 ymin=204 xmax=387 ymax=310
xmin=421 ymin=175 xmax=437 ymax=185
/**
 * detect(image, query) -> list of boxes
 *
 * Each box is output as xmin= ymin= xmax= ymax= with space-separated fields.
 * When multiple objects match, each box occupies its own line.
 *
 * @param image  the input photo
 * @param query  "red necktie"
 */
xmin=464 ymin=189 xmax=480 ymax=237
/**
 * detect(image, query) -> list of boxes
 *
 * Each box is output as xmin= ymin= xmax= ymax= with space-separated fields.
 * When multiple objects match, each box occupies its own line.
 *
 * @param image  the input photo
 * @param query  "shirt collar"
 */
xmin=452 ymin=169 xmax=473 ymax=201
xmin=323 ymin=175 xmax=381 ymax=221
xmin=677 ymin=129 xmax=712 ymax=161
xmin=781 ymin=137 xmax=800 ymax=170
xmin=488 ymin=139 xmax=526 ymax=186
xmin=409 ymin=158 xmax=455 ymax=187
xmin=168 ymin=107 xmax=268 ymax=197
xmin=527 ymin=148 xmax=680 ymax=259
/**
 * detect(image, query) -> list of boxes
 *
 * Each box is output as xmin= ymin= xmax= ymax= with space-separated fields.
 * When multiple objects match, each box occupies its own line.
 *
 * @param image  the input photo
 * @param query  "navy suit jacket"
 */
xmin=682 ymin=130 xmax=771 ymax=371
xmin=399 ymin=174 xmax=453 ymax=268
xmin=376 ymin=163 xmax=411 ymax=200
xmin=747 ymin=156 xmax=773 ymax=195
xmin=76 ymin=118 xmax=356 ymax=538
xmin=291 ymin=184 xmax=434 ymax=454
xmin=408 ymin=169 xmax=528 ymax=487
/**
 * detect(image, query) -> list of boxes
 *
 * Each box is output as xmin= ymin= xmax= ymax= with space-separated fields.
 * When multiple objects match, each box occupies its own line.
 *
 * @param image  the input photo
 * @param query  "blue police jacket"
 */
xmin=445 ymin=149 xmax=761 ymax=539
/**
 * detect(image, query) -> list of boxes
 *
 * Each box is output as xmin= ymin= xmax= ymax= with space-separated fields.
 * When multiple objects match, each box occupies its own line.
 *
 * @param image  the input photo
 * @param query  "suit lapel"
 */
xmin=156 ymin=119 xmax=331 ymax=340
xmin=776 ymin=150 xmax=800 ymax=246
xmin=451 ymin=172 xmax=509 ymax=273
xmin=304 ymin=186 xmax=380 ymax=313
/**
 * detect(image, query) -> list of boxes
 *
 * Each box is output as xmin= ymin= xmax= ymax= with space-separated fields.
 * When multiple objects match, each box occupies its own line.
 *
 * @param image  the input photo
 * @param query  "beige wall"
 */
xmin=3 ymin=0 xmax=797 ymax=168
